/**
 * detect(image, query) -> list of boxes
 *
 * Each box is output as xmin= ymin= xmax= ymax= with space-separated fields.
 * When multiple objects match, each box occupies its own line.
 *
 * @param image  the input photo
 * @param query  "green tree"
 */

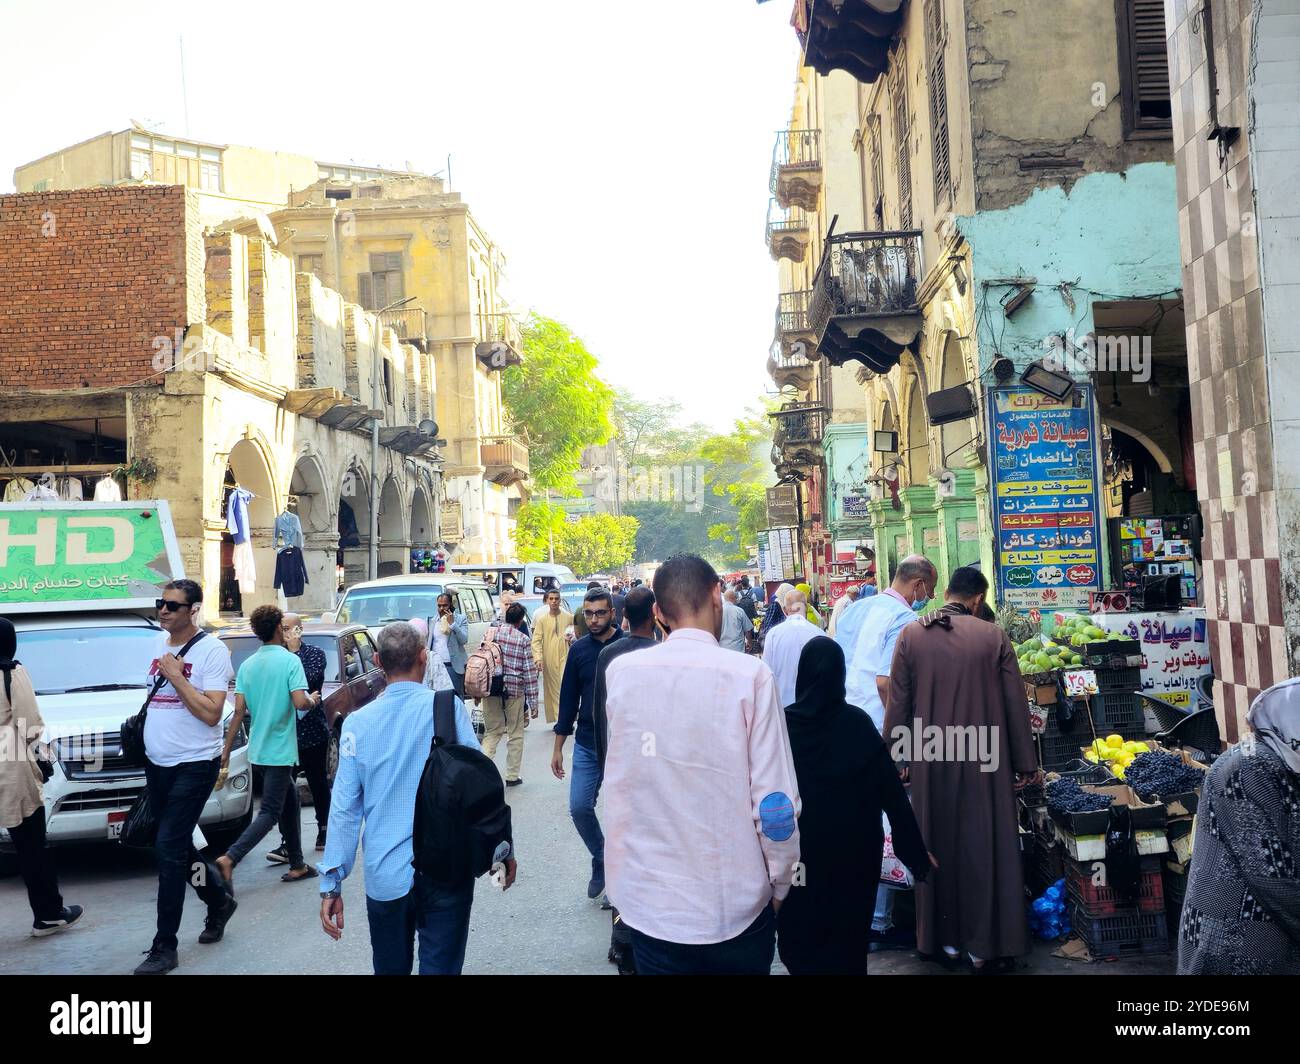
xmin=553 ymin=513 xmax=640 ymax=575
xmin=513 ymin=500 xmax=568 ymax=563
xmin=503 ymin=315 xmax=615 ymax=493
xmin=699 ymin=405 xmax=775 ymax=556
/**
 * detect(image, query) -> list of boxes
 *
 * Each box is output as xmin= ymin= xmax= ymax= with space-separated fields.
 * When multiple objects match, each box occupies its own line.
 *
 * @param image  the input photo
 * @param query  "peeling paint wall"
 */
xmin=966 ymin=0 xmax=1172 ymax=212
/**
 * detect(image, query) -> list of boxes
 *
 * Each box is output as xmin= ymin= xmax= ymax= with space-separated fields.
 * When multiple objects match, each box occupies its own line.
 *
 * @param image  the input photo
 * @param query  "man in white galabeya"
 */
xmin=603 ymin=554 xmax=801 ymax=975
xmin=761 ymin=589 xmax=821 ymax=708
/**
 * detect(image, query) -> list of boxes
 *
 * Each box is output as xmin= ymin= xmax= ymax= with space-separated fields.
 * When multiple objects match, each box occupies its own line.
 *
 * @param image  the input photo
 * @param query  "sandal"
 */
xmin=281 ymin=865 xmax=319 ymax=883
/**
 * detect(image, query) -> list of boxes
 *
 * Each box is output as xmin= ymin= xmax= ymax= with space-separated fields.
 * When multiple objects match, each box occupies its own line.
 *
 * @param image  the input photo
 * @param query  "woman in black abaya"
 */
xmin=777 ymin=636 xmax=931 ymax=974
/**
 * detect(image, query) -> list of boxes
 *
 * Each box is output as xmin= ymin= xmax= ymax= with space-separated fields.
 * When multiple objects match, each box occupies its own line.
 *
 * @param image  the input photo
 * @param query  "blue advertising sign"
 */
xmin=988 ymin=386 xmax=1103 ymax=611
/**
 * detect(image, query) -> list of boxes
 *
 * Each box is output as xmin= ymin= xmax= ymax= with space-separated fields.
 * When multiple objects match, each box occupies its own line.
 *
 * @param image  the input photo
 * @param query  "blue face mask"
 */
xmin=912 ymin=597 xmax=929 ymax=612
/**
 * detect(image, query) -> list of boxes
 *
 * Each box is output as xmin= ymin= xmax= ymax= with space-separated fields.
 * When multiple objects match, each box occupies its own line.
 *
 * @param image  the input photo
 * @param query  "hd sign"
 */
xmin=0 ymin=502 xmax=183 ymax=613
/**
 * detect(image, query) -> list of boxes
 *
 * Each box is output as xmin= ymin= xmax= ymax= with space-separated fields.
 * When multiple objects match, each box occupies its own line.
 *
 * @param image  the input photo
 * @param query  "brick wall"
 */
xmin=0 ymin=185 xmax=192 ymax=390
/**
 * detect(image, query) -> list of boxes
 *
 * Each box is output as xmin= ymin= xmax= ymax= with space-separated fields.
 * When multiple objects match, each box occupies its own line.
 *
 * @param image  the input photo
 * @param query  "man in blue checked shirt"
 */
xmin=318 ymin=621 xmax=504 ymax=975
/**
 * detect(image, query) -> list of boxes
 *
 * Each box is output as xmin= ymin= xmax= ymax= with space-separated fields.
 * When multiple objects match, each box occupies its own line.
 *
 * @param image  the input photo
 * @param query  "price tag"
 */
xmin=1028 ymin=704 xmax=1048 ymax=735
xmin=1061 ymin=669 xmax=1099 ymax=697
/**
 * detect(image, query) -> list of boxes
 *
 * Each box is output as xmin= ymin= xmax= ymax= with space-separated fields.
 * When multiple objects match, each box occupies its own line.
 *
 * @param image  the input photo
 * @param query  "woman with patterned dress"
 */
xmin=1177 ymin=677 xmax=1300 ymax=974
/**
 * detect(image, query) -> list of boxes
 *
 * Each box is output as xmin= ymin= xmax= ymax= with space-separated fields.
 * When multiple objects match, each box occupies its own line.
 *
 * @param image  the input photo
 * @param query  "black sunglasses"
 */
xmin=156 ymin=598 xmax=190 ymax=613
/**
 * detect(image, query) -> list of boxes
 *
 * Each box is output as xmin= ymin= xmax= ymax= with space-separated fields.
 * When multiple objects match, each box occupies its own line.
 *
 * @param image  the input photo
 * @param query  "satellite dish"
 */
xmin=936 ymin=469 xmax=957 ymax=497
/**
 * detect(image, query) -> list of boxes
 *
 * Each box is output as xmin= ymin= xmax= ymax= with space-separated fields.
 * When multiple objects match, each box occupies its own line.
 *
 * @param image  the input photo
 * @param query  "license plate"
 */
xmin=107 ymin=811 xmax=127 ymax=839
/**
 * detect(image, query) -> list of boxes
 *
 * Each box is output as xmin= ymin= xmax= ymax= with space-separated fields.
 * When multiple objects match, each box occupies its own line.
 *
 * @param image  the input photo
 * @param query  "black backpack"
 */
xmin=412 ymin=690 xmax=513 ymax=887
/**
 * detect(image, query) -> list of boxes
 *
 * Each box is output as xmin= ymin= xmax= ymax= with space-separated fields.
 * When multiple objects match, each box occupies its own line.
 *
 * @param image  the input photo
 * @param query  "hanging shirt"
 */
xmin=23 ymin=484 xmax=59 ymax=502
xmin=3 ymin=478 xmax=35 ymax=502
xmin=58 ymin=477 xmax=85 ymax=501
xmin=274 ymin=511 xmax=304 ymax=550
xmin=227 ymin=487 xmax=253 ymax=544
xmin=93 ymin=476 xmax=122 ymax=502
xmin=273 ymin=546 xmax=309 ymax=598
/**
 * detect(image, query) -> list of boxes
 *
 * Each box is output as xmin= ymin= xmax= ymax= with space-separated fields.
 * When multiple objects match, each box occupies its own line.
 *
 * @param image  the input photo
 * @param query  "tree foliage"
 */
xmin=513 ymin=500 xmax=568 ymax=564
xmin=503 ymin=315 xmax=615 ymax=493
xmin=554 ymin=513 xmax=639 ymax=575
xmin=700 ymin=406 xmax=775 ymax=556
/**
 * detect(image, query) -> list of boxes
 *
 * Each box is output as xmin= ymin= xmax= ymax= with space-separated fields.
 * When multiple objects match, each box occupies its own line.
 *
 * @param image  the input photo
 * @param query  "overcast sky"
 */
xmin=1 ymin=1 xmax=801 ymax=430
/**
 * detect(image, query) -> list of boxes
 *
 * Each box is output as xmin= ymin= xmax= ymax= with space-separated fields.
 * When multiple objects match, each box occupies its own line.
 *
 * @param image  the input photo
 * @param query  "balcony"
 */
xmin=796 ymin=0 xmax=904 ymax=84
xmin=769 ymin=401 xmax=827 ymax=469
xmin=480 ymin=434 xmax=530 ymax=485
xmin=766 ymin=200 xmax=811 ymax=263
xmin=378 ymin=307 xmax=428 ymax=351
xmin=476 ymin=313 xmax=524 ymax=371
xmin=770 ymin=130 xmax=823 ymax=213
xmin=808 ymin=230 xmax=924 ymax=371
xmin=767 ymin=337 xmax=817 ymax=391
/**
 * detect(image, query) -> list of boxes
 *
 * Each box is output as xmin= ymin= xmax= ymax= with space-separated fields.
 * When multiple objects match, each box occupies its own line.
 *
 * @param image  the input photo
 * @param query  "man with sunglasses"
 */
xmin=135 ymin=579 xmax=236 ymax=975
xmin=551 ymin=587 xmax=622 ymax=902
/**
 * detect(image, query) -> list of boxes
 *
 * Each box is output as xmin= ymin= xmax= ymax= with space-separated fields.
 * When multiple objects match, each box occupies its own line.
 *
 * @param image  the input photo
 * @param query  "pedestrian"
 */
xmin=762 ymin=589 xmax=821 ymax=708
xmin=827 ymin=585 xmax=858 ymax=637
xmin=552 ymin=586 xmax=623 ymax=902
xmin=778 ymin=636 xmax=931 ymax=974
xmin=610 ymin=583 xmax=627 ymax=629
xmin=481 ymin=603 xmax=539 ymax=787
xmin=794 ymin=583 xmax=823 ymax=628
xmin=860 ymin=568 xmax=879 ymax=596
xmin=883 ymin=566 xmax=1038 ymax=971
xmin=591 ymin=585 xmax=659 ymax=974
xmin=832 ymin=582 xmax=874 ymax=667
xmin=530 ymin=588 xmax=573 ymax=725
xmin=0 ymin=617 xmax=83 ymax=938
xmin=720 ymin=589 xmax=751 ymax=653
xmin=734 ymin=576 xmax=759 ymax=625
xmin=216 ymin=605 xmax=323 ymax=893
xmin=134 ymin=579 xmax=237 ymax=975
xmin=320 ymin=622 xmax=494 ymax=974
xmin=756 ymin=582 xmax=793 ymax=645
xmin=569 ymin=580 xmax=604 ymax=641
xmin=603 ymin=554 xmax=801 ymax=975
xmin=429 ymin=593 xmax=469 ymax=699
xmin=843 ymin=555 xmax=937 ymax=949
xmin=1177 ymin=677 xmax=1300 ymax=975
xmin=265 ymin=614 xmax=330 ymax=863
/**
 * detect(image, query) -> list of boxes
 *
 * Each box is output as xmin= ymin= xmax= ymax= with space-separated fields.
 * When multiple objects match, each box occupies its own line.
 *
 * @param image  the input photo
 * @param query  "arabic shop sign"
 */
xmin=0 ymin=503 xmax=183 ymax=613
xmin=1060 ymin=609 xmax=1211 ymax=709
xmin=988 ymin=387 xmax=1103 ymax=611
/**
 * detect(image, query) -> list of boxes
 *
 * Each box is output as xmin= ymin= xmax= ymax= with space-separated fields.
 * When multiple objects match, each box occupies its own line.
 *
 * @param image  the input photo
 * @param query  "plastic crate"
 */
xmin=1038 ymin=700 xmax=1100 ymax=770
xmin=1049 ymin=761 xmax=1116 ymax=785
xmin=1064 ymin=855 xmax=1165 ymax=916
xmin=1093 ymin=663 xmax=1141 ymax=694
xmin=1070 ymin=903 xmax=1170 ymax=957
xmin=1092 ymin=690 xmax=1146 ymax=738
xmin=1030 ymin=842 xmax=1066 ymax=896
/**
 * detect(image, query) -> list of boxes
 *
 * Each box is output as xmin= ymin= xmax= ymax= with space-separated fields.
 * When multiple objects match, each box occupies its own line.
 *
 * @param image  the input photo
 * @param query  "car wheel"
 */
xmin=326 ymin=725 xmax=341 ymax=785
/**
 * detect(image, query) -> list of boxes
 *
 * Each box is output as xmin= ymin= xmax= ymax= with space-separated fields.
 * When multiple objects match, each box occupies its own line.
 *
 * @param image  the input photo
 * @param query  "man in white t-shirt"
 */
xmin=761 ymin=590 xmax=822 ymax=707
xmin=134 ymin=579 xmax=237 ymax=976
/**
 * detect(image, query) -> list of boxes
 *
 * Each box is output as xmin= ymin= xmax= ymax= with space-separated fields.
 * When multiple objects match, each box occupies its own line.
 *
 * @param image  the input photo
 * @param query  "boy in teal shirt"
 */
xmin=218 ymin=605 xmax=321 ymax=894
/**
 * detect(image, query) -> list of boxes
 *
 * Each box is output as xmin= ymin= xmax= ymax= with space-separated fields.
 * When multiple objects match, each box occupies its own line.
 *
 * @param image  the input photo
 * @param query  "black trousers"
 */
xmin=7 ymin=806 xmax=63 ymax=922
xmin=283 ymin=741 xmax=331 ymax=832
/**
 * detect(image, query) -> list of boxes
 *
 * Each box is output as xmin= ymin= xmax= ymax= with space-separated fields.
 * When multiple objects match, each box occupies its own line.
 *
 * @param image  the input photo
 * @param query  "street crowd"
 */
xmin=1 ymin=554 xmax=1298 ymax=976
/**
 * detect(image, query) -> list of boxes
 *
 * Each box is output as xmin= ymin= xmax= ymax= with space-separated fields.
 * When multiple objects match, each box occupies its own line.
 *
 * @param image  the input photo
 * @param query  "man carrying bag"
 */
xmin=126 ymin=579 xmax=237 ymax=976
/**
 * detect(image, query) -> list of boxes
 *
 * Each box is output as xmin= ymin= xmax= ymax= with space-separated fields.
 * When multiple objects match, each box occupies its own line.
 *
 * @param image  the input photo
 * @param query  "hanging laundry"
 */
xmin=3 ymin=477 xmax=36 ymax=502
xmin=273 ymin=546 xmax=309 ymax=598
xmin=233 ymin=538 xmax=257 ymax=595
xmin=58 ymin=477 xmax=85 ymax=501
xmin=93 ymin=476 xmax=122 ymax=502
xmin=227 ymin=487 xmax=254 ymax=544
xmin=273 ymin=509 xmax=304 ymax=550
xmin=23 ymin=483 xmax=60 ymax=501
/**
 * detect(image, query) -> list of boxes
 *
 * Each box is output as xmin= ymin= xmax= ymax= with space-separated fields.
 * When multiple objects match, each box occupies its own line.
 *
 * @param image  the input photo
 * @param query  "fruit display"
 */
xmin=1015 ymin=634 xmax=1086 ymax=676
xmin=1124 ymin=750 xmax=1206 ymax=802
xmin=1045 ymin=777 xmax=1116 ymax=815
xmin=1081 ymin=736 xmax=1150 ymax=780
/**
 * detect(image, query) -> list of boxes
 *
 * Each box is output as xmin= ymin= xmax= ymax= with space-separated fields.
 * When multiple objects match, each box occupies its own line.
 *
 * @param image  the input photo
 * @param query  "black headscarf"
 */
xmin=789 ymin=635 xmax=848 ymax=716
xmin=784 ymin=636 xmax=887 ymax=765
xmin=0 ymin=616 xmax=18 ymax=705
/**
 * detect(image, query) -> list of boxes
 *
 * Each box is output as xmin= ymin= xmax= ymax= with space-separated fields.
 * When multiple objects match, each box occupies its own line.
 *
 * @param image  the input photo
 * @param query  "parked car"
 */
xmin=217 ymin=621 xmax=386 ymax=784
xmin=0 ymin=611 xmax=254 ymax=871
xmin=326 ymin=574 xmax=499 ymax=659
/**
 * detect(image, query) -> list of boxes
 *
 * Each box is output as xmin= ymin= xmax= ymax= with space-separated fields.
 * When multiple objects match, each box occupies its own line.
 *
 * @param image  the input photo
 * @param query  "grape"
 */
xmin=1046 ymin=777 xmax=1115 ymax=815
xmin=1124 ymin=750 xmax=1204 ymax=801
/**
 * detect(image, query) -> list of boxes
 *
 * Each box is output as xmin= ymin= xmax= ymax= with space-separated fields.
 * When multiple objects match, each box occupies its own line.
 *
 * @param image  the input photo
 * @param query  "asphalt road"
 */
xmin=1 ymin=712 xmax=1175 ymax=976
xmin=0 ymin=719 xmax=616 ymax=976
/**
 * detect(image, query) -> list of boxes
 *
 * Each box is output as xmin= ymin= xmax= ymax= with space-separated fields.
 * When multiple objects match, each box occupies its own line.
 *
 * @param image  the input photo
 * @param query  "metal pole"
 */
xmin=546 ymin=486 xmax=555 ymax=564
xmin=432 ymin=466 xmax=442 ymax=545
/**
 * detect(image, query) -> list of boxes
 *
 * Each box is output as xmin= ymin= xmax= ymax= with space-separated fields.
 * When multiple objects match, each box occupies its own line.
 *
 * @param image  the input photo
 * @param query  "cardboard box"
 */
xmin=1062 ymin=829 xmax=1169 ymax=862
xmin=1051 ymin=784 xmax=1167 ymax=836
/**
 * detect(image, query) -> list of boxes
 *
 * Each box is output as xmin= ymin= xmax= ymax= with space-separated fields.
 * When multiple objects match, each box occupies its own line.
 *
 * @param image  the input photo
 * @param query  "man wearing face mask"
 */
xmin=843 ymin=555 xmax=936 ymax=952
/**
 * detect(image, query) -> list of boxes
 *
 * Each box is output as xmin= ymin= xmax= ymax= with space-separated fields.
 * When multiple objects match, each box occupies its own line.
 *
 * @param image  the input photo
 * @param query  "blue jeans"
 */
xmin=873 ymin=883 xmax=896 ymax=933
xmin=144 ymin=757 xmax=229 ymax=951
xmin=630 ymin=903 xmax=776 ymax=975
xmin=365 ymin=877 xmax=474 ymax=975
xmin=569 ymin=741 xmax=604 ymax=870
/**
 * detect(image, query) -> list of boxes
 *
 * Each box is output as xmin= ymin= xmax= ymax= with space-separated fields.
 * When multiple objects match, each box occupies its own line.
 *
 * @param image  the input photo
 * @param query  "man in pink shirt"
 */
xmin=603 ymin=554 xmax=801 ymax=975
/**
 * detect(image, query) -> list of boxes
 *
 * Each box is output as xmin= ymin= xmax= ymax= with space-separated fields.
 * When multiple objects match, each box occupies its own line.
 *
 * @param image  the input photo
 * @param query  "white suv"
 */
xmin=0 ymin=612 xmax=252 ymax=871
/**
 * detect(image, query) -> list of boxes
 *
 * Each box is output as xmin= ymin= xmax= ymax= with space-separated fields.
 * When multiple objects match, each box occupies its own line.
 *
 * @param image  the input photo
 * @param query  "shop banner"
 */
xmin=989 ymin=386 xmax=1103 ymax=611
xmin=758 ymin=526 xmax=800 ymax=583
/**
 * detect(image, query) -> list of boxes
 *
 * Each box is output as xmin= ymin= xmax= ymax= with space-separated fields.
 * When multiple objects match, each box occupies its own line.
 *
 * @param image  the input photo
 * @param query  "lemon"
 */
xmin=1105 ymin=734 xmax=1123 ymax=747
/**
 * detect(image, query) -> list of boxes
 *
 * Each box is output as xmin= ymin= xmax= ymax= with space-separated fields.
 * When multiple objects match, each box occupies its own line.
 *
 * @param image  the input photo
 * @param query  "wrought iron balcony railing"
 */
xmin=777 ymin=289 xmax=814 ymax=335
xmin=378 ymin=306 xmax=428 ymax=343
xmin=808 ymin=230 xmax=923 ymax=336
xmin=770 ymin=129 xmax=822 ymax=196
xmin=769 ymin=401 xmax=827 ymax=447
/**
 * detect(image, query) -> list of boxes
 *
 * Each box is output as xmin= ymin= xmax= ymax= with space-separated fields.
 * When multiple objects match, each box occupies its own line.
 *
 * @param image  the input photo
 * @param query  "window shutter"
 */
xmin=358 ymin=273 xmax=373 ymax=309
xmin=1118 ymin=0 xmax=1172 ymax=134
xmin=889 ymin=47 xmax=913 ymax=231
xmin=925 ymin=0 xmax=952 ymax=207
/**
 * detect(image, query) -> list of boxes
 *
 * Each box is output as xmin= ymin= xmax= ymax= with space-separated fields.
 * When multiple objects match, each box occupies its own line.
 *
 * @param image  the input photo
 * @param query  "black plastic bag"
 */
xmin=120 ymin=788 xmax=158 ymax=850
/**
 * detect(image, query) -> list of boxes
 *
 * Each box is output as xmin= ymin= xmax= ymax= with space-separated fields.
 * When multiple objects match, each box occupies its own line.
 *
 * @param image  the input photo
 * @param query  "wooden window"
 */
xmin=888 ymin=45 xmax=913 ymax=231
xmin=924 ymin=0 xmax=952 ymax=207
xmin=199 ymin=160 xmax=222 ymax=192
xmin=867 ymin=114 xmax=885 ymax=230
xmin=1116 ymin=0 xmax=1172 ymax=137
xmin=130 ymin=149 xmax=151 ymax=180
xmin=359 ymin=252 xmax=404 ymax=310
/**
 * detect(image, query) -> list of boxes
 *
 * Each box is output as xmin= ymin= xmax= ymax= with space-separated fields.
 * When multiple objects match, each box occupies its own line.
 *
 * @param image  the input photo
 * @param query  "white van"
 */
xmin=448 ymin=562 xmax=577 ymax=597
xmin=0 ymin=502 xmax=252 ymax=871
xmin=326 ymin=574 xmax=500 ymax=649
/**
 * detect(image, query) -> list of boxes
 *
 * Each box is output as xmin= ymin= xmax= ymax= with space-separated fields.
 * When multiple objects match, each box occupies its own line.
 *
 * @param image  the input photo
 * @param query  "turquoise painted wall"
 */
xmin=957 ymin=163 xmax=1182 ymax=377
xmin=823 ymin=422 xmax=873 ymax=537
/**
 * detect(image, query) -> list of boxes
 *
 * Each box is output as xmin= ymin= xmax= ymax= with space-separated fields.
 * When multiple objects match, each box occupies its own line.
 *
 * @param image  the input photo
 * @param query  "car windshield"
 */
xmin=222 ymin=635 xmax=342 ymax=683
xmin=337 ymin=586 xmax=444 ymax=627
xmin=18 ymin=625 xmax=159 ymax=695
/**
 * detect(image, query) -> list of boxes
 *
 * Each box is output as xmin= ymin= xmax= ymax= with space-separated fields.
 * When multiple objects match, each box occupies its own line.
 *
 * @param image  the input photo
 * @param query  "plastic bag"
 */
xmin=880 ymin=810 xmax=914 ymax=888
